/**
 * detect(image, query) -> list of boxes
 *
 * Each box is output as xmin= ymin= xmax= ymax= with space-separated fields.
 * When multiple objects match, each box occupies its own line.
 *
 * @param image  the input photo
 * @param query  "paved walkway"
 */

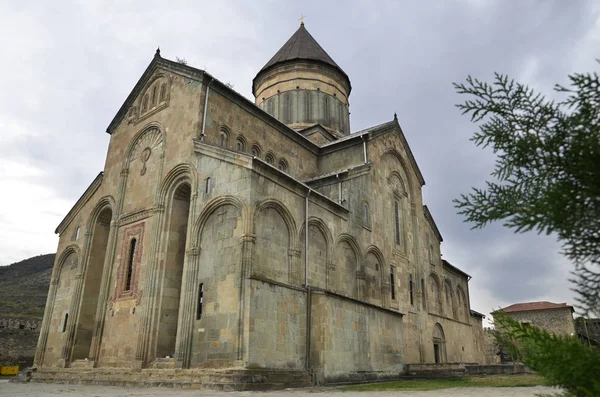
xmin=0 ymin=382 xmax=559 ymax=396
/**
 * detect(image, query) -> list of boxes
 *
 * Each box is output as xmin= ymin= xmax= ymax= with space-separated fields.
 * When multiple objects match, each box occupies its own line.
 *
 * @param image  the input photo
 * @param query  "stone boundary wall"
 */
xmin=483 ymin=328 xmax=501 ymax=364
xmin=406 ymin=362 xmax=532 ymax=377
xmin=0 ymin=318 xmax=42 ymax=367
xmin=465 ymin=364 xmax=532 ymax=375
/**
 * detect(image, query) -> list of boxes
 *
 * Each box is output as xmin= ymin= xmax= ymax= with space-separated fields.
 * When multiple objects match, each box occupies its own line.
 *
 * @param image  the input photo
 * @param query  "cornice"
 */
xmin=423 ymin=205 xmax=443 ymax=243
xmin=55 ymin=172 xmax=103 ymax=235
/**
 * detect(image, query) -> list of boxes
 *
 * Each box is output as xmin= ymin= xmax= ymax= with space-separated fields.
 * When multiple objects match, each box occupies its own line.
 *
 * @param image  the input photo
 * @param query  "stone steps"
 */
xmin=29 ymin=367 xmax=312 ymax=390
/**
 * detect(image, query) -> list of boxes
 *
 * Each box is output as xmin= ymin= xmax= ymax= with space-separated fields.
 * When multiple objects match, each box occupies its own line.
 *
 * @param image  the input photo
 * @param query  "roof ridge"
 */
xmin=257 ymin=24 xmax=345 ymax=77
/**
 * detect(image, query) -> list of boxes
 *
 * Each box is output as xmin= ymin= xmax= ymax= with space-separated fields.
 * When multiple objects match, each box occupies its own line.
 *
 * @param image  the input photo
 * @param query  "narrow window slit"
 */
xmin=196 ymin=283 xmax=204 ymax=320
xmin=125 ymin=238 xmax=136 ymax=291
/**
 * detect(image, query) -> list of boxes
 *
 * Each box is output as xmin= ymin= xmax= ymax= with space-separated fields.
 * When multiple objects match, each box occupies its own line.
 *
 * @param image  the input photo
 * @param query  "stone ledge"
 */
xmin=28 ymin=367 xmax=312 ymax=391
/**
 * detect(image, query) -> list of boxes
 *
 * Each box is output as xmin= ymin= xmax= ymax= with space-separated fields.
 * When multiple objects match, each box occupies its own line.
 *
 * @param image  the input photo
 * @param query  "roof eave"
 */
xmin=424 ymin=205 xmax=443 ymax=242
xmin=252 ymin=58 xmax=352 ymax=97
xmin=442 ymin=259 xmax=472 ymax=280
xmin=55 ymin=172 xmax=104 ymax=234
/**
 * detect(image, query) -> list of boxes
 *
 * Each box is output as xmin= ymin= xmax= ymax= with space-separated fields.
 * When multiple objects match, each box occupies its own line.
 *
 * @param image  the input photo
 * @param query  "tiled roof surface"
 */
xmin=496 ymin=301 xmax=573 ymax=313
xmin=258 ymin=24 xmax=347 ymax=79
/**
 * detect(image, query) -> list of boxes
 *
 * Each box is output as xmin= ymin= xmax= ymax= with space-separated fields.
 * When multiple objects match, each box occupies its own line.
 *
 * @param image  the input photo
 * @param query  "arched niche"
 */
xmin=299 ymin=218 xmax=332 ymax=289
xmin=254 ymin=199 xmax=296 ymax=283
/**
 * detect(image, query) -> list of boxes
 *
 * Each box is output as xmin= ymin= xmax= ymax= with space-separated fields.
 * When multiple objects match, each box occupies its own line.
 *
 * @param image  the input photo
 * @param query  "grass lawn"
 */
xmin=341 ymin=374 xmax=548 ymax=391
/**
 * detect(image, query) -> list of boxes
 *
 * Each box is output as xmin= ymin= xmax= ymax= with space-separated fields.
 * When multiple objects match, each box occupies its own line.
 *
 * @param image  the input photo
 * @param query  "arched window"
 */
xmin=421 ymin=278 xmax=426 ymax=309
xmin=394 ymin=199 xmax=402 ymax=245
xmin=251 ymin=145 xmax=261 ymax=158
xmin=429 ymin=244 xmax=435 ymax=264
xmin=219 ymin=129 xmax=229 ymax=147
xmin=409 ymin=275 xmax=414 ymax=305
xmin=72 ymin=226 xmax=80 ymax=241
xmin=265 ymin=152 xmax=274 ymax=165
xmin=278 ymin=158 xmax=288 ymax=172
xmin=339 ymin=103 xmax=344 ymax=131
xmin=151 ymin=85 xmax=158 ymax=106
xmin=236 ymin=137 xmax=245 ymax=152
xmin=324 ymin=95 xmax=329 ymax=122
xmin=62 ymin=313 xmax=68 ymax=333
xmin=124 ymin=238 xmax=137 ymax=292
xmin=305 ymin=92 xmax=311 ymax=121
xmin=159 ymin=83 xmax=168 ymax=102
xmin=390 ymin=266 xmax=396 ymax=300
xmin=363 ymin=202 xmax=370 ymax=227
xmin=142 ymin=94 xmax=149 ymax=113
xmin=196 ymin=283 xmax=204 ymax=320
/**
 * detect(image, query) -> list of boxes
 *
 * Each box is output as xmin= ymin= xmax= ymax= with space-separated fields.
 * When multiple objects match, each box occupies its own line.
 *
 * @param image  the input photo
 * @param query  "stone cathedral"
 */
xmin=34 ymin=23 xmax=485 ymax=388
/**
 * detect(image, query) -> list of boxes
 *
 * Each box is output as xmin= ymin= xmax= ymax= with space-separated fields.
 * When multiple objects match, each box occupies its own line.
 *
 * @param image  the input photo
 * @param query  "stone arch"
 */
xmin=192 ymin=196 xmax=246 ymax=247
xmin=334 ymin=234 xmax=361 ymax=298
xmin=444 ymin=279 xmax=457 ymax=319
xmin=277 ymin=157 xmax=288 ymax=172
xmin=456 ymin=285 xmax=468 ymax=322
xmin=254 ymin=199 xmax=297 ymax=244
xmin=428 ymin=272 xmax=442 ymax=314
xmin=85 ymin=196 xmax=116 ymax=231
xmin=157 ymin=163 xmax=198 ymax=204
xmin=254 ymin=199 xmax=296 ymax=283
xmin=250 ymin=142 xmax=262 ymax=158
xmin=73 ymin=198 xmax=115 ymax=360
xmin=264 ymin=151 xmax=275 ymax=165
xmin=382 ymin=149 xmax=414 ymax=200
xmin=123 ymin=122 xmax=166 ymax=170
xmin=235 ymin=134 xmax=247 ymax=153
xmin=219 ymin=125 xmax=231 ymax=147
xmin=186 ymin=198 xmax=244 ymax=366
xmin=155 ymin=180 xmax=193 ymax=358
xmin=364 ymin=246 xmax=385 ymax=304
xmin=432 ymin=323 xmax=446 ymax=363
xmin=41 ymin=246 xmax=80 ymax=365
xmin=139 ymin=73 xmax=171 ymax=115
xmin=54 ymin=245 xmax=81 ymax=280
xmin=388 ymin=171 xmax=408 ymax=198
xmin=298 ymin=217 xmax=333 ymax=289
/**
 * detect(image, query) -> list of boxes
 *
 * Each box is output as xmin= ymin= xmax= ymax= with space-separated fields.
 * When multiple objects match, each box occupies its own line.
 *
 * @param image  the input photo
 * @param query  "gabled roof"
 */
xmin=424 ymin=205 xmax=443 ymax=242
xmin=254 ymin=24 xmax=350 ymax=93
xmin=298 ymin=124 xmax=341 ymax=143
xmin=321 ymin=118 xmax=426 ymax=186
xmin=55 ymin=172 xmax=103 ymax=234
xmin=493 ymin=301 xmax=574 ymax=314
xmin=105 ymin=51 xmax=321 ymax=154
xmin=442 ymin=259 xmax=471 ymax=280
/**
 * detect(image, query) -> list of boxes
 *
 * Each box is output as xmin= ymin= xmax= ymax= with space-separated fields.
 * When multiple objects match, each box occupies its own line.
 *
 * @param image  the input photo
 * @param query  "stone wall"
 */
xmin=310 ymin=291 xmax=404 ymax=384
xmin=0 ymin=318 xmax=41 ymax=367
xmin=483 ymin=328 xmax=501 ymax=364
xmin=505 ymin=308 xmax=575 ymax=335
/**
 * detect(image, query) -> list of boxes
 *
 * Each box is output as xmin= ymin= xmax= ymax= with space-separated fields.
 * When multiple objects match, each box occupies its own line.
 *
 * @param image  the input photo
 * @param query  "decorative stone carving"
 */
xmin=130 ymin=127 xmax=162 ymax=173
xmin=119 ymin=208 xmax=152 ymax=226
xmin=114 ymin=223 xmax=145 ymax=302
xmin=140 ymin=147 xmax=151 ymax=175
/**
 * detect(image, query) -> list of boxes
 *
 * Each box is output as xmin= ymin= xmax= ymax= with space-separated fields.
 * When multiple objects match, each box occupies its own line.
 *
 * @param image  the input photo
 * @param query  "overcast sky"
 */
xmin=1 ymin=0 xmax=598 ymax=321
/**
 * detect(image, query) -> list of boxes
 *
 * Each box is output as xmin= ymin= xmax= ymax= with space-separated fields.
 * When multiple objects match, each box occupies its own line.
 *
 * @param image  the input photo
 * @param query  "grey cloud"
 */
xmin=0 ymin=0 xmax=597 ymax=315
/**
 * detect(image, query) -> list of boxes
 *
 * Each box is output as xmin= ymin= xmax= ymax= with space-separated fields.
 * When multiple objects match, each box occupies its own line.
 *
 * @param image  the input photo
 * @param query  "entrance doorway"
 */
xmin=432 ymin=323 xmax=446 ymax=364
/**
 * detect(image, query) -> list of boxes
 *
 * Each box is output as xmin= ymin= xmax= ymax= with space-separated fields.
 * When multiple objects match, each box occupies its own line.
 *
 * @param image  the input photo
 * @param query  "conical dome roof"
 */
xmin=254 ymin=24 xmax=351 ymax=93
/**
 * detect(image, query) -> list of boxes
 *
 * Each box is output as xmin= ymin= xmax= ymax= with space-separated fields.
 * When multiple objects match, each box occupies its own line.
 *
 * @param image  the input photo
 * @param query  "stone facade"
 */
xmin=500 ymin=307 xmax=576 ymax=336
xmin=34 ymin=24 xmax=484 ymax=387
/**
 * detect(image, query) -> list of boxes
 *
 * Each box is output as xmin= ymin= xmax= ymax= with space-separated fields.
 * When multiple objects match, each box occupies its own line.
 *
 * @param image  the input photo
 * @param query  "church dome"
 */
xmin=253 ymin=23 xmax=352 ymax=136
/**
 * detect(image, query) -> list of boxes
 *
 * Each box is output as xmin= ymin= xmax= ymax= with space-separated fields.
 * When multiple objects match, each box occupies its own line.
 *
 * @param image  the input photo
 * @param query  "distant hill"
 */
xmin=0 ymin=254 xmax=55 ymax=320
